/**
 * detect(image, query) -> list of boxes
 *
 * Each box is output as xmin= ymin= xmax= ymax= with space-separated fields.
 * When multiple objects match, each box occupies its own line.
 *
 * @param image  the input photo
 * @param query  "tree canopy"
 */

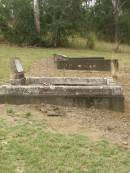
xmin=0 ymin=0 xmax=130 ymax=47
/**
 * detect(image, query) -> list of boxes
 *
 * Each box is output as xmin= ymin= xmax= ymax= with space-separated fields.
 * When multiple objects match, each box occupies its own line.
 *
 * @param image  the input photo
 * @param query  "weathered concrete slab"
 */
xmin=0 ymin=82 xmax=124 ymax=112
xmin=0 ymin=94 xmax=124 ymax=112
xmin=54 ymin=54 xmax=119 ymax=72
xmin=0 ymin=85 xmax=123 ymax=97
xmin=11 ymin=77 xmax=115 ymax=86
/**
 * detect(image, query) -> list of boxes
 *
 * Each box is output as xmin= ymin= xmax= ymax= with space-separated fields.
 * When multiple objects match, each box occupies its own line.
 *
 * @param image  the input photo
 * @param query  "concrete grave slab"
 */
xmin=0 ymin=57 xmax=124 ymax=112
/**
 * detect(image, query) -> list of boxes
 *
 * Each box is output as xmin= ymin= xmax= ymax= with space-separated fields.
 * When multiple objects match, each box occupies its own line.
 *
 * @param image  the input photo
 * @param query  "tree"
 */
xmin=0 ymin=0 xmax=39 ymax=45
xmin=33 ymin=0 xmax=40 ymax=33
xmin=88 ymin=0 xmax=130 ymax=46
xmin=40 ymin=0 xmax=85 ymax=47
xmin=111 ymin=0 xmax=127 ymax=51
xmin=0 ymin=0 xmax=130 ymax=47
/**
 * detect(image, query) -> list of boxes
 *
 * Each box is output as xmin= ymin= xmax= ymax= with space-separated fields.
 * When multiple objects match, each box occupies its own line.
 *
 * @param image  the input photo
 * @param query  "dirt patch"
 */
xmin=38 ymin=104 xmax=130 ymax=147
xmin=1 ymin=103 xmax=130 ymax=148
xmin=28 ymin=57 xmax=112 ymax=78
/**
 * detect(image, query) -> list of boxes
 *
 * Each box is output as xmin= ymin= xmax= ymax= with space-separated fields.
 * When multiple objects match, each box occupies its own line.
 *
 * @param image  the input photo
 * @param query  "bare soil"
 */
xmin=1 ymin=57 xmax=130 ymax=148
xmin=28 ymin=57 xmax=112 ymax=78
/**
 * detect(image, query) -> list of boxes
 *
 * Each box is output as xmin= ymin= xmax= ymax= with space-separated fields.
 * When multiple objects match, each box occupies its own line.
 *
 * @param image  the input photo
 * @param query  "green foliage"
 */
xmin=88 ymin=0 xmax=130 ymax=44
xmin=24 ymin=112 xmax=32 ymax=118
xmin=6 ymin=107 xmax=15 ymax=116
xmin=86 ymin=32 xmax=96 ymax=49
xmin=91 ymin=0 xmax=115 ymax=41
xmin=41 ymin=0 xmax=84 ymax=47
xmin=0 ymin=0 xmax=38 ymax=45
xmin=119 ymin=10 xmax=130 ymax=44
xmin=0 ymin=0 xmax=85 ymax=46
xmin=0 ymin=0 xmax=130 ymax=45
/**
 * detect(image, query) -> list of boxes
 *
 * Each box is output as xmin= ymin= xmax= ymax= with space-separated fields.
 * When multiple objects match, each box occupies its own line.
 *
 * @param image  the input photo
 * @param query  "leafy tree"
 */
xmin=41 ymin=0 xmax=85 ymax=46
xmin=0 ymin=0 xmax=38 ymax=45
xmin=0 ymin=0 xmax=130 ymax=47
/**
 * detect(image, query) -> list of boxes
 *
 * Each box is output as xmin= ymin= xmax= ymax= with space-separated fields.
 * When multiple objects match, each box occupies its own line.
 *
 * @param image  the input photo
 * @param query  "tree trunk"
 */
xmin=114 ymin=9 xmax=120 ymax=52
xmin=112 ymin=0 xmax=120 ymax=52
xmin=33 ymin=0 xmax=40 ymax=34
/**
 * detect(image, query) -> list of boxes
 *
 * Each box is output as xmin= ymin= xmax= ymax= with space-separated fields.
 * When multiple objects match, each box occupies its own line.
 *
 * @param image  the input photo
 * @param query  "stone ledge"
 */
xmin=10 ymin=77 xmax=115 ymax=86
xmin=0 ymin=85 xmax=123 ymax=97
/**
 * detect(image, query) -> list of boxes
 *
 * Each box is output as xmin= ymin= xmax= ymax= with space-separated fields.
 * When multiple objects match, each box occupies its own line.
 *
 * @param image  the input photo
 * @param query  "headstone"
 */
xmin=54 ymin=54 xmax=119 ymax=72
xmin=10 ymin=58 xmax=26 ymax=85
xmin=111 ymin=59 xmax=119 ymax=78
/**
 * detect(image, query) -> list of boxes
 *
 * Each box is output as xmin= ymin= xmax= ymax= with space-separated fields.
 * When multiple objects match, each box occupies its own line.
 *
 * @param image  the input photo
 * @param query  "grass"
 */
xmin=0 ymin=112 xmax=130 ymax=173
xmin=6 ymin=107 xmax=15 ymax=116
xmin=24 ymin=112 xmax=32 ymax=118
xmin=0 ymin=42 xmax=130 ymax=83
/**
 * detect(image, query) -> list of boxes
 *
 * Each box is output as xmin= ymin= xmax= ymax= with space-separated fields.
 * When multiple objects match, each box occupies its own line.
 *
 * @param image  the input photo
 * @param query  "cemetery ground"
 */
xmin=0 ymin=43 xmax=130 ymax=172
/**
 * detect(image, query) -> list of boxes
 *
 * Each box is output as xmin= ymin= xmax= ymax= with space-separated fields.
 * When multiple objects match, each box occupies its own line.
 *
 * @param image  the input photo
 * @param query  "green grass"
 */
xmin=0 ymin=42 xmax=130 ymax=83
xmin=0 ymin=114 xmax=130 ymax=173
xmin=6 ymin=107 xmax=15 ymax=116
xmin=24 ymin=112 xmax=32 ymax=118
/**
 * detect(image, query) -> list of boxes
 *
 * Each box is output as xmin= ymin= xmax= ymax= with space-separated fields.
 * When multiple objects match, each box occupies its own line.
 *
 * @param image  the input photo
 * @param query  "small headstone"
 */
xmin=14 ymin=59 xmax=24 ymax=73
xmin=10 ymin=58 xmax=26 ymax=85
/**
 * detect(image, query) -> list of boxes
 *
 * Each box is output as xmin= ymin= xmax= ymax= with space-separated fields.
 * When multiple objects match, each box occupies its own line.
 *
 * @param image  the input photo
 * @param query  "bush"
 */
xmin=86 ymin=32 xmax=96 ymax=49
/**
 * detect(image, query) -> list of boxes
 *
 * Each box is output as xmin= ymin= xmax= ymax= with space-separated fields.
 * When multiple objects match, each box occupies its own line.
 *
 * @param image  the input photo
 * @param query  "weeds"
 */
xmin=24 ymin=112 xmax=32 ymax=118
xmin=6 ymin=107 xmax=15 ymax=116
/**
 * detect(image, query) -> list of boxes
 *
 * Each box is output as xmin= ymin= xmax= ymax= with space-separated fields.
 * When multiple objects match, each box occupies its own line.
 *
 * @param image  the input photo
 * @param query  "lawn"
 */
xmin=0 ymin=42 xmax=130 ymax=83
xmin=0 ymin=107 xmax=130 ymax=173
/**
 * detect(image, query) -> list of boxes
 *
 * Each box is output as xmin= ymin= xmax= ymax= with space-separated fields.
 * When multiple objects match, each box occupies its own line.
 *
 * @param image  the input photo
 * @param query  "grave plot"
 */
xmin=0 ymin=58 xmax=124 ymax=112
xmin=54 ymin=54 xmax=119 ymax=73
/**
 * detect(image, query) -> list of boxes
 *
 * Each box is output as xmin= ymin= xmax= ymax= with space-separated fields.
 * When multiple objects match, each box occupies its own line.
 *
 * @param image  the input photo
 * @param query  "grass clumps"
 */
xmin=6 ymin=107 xmax=15 ymax=116
xmin=24 ymin=112 xmax=32 ymax=118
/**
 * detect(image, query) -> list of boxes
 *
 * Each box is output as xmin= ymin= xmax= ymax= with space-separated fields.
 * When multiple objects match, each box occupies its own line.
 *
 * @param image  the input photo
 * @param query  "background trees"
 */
xmin=0 ymin=0 xmax=130 ymax=47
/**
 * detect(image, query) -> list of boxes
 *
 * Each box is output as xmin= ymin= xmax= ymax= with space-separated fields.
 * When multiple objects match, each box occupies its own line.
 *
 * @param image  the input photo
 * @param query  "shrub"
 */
xmin=86 ymin=32 xmax=96 ymax=49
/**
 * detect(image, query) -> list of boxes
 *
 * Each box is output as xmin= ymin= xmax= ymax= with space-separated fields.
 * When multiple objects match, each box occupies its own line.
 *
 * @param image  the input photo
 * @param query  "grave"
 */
xmin=0 ymin=57 xmax=124 ymax=112
xmin=54 ymin=54 xmax=119 ymax=73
